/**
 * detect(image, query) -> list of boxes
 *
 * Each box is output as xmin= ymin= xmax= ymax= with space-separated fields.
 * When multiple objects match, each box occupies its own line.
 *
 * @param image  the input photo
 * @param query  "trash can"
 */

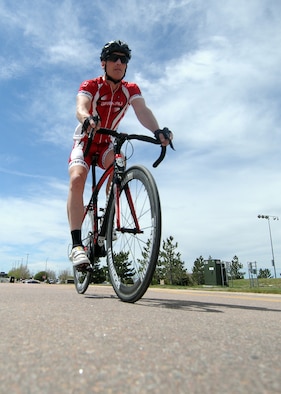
xmin=10 ymin=276 xmax=15 ymax=283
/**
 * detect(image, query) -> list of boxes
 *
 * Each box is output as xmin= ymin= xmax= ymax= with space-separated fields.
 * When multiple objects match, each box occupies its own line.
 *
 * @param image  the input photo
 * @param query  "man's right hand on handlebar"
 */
xmin=154 ymin=127 xmax=174 ymax=150
xmin=82 ymin=115 xmax=101 ymax=135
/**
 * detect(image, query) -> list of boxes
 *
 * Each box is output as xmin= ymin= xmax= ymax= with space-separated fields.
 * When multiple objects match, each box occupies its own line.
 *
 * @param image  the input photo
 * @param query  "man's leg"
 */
xmin=67 ymin=165 xmax=90 ymax=268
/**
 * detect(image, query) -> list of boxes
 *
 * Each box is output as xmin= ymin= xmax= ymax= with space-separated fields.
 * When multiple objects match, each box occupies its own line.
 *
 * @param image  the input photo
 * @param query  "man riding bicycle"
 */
xmin=67 ymin=40 xmax=173 ymax=269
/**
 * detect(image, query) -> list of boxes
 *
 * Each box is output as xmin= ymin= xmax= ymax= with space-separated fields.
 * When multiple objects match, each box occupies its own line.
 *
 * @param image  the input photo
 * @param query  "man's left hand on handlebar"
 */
xmin=154 ymin=128 xmax=174 ymax=149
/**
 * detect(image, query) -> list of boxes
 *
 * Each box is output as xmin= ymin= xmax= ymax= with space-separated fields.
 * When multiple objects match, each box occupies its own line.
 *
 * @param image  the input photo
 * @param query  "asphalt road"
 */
xmin=0 ymin=283 xmax=280 ymax=394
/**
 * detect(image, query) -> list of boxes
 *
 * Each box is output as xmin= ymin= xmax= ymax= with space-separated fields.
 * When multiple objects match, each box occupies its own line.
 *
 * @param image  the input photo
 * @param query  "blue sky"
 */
xmin=1 ymin=0 xmax=281 ymax=277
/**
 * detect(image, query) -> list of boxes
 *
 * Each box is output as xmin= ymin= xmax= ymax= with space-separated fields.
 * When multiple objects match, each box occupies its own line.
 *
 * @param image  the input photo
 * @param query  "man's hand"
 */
xmin=154 ymin=128 xmax=174 ymax=148
xmin=82 ymin=115 xmax=101 ymax=135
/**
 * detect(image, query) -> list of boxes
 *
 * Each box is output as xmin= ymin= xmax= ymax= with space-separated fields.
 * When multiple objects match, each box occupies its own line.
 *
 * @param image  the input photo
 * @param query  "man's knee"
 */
xmin=69 ymin=167 xmax=87 ymax=189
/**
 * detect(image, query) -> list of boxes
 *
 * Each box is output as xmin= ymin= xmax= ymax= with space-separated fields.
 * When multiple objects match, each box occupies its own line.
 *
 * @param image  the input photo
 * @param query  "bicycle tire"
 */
xmin=73 ymin=209 xmax=93 ymax=294
xmin=106 ymin=165 xmax=161 ymax=302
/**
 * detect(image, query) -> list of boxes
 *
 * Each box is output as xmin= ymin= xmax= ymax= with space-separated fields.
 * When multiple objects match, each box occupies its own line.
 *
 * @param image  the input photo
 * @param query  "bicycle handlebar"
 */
xmin=85 ymin=128 xmax=170 ymax=168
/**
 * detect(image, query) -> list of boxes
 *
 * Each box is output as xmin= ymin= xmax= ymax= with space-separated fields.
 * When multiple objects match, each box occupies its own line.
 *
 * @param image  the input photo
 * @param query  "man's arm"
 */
xmin=131 ymin=97 xmax=173 ymax=146
xmin=76 ymin=94 xmax=92 ymax=124
xmin=76 ymin=94 xmax=100 ymax=131
xmin=131 ymin=97 xmax=159 ymax=132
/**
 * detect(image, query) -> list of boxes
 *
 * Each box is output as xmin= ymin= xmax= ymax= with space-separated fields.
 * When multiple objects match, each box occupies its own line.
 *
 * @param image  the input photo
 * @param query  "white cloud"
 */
xmin=0 ymin=178 xmax=70 ymax=273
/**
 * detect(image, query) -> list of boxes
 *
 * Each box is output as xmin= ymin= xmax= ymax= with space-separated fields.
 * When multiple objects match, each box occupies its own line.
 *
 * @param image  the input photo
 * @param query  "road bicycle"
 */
xmin=72 ymin=126 xmax=173 ymax=303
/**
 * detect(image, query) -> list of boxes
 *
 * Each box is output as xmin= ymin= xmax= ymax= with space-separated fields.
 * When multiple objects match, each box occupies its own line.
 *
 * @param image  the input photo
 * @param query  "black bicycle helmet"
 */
xmin=100 ymin=40 xmax=131 ymax=61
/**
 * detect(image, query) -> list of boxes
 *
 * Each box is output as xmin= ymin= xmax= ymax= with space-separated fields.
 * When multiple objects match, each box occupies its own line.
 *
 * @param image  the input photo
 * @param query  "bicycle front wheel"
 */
xmin=106 ymin=165 xmax=161 ymax=302
xmin=73 ymin=209 xmax=93 ymax=294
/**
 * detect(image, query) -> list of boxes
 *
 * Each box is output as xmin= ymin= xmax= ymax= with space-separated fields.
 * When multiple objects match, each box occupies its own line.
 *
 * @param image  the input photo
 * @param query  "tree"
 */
xmin=34 ymin=271 xmax=48 ymax=282
xmin=258 ymin=268 xmax=272 ymax=279
xmin=34 ymin=269 xmax=56 ymax=282
xmin=112 ymin=251 xmax=135 ymax=284
xmin=8 ymin=264 xmax=31 ymax=280
xmin=138 ymin=238 xmax=152 ymax=276
xmin=153 ymin=258 xmax=165 ymax=285
xmin=156 ymin=236 xmax=187 ymax=285
xmin=47 ymin=269 xmax=56 ymax=282
xmin=192 ymin=256 xmax=205 ymax=285
xmin=58 ymin=269 xmax=72 ymax=283
xmin=91 ymin=259 xmax=106 ymax=283
xmin=230 ymin=255 xmax=245 ymax=279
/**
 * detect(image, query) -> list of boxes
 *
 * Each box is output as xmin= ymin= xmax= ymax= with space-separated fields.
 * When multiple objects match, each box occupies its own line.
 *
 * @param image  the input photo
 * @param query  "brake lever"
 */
xmin=169 ymin=139 xmax=175 ymax=151
xmin=83 ymin=132 xmax=93 ymax=158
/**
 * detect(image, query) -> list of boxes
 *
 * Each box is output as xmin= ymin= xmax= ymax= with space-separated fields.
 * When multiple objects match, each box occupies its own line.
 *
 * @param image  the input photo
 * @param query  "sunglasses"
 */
xmin=106 ymin=53 xmax=129 ymax=64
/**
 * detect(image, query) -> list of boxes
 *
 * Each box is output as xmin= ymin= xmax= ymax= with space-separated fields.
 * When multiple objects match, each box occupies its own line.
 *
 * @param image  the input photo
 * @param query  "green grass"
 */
xmin=151 ymin=278 xmax=281 ymax=294
xmin=224 ymin=278 xmax=281 ymax=294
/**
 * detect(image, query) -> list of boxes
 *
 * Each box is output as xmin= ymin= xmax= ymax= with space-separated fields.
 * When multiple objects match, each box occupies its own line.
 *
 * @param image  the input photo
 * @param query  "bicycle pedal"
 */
xmin=76 ymin=264 xmax=91 ymax=272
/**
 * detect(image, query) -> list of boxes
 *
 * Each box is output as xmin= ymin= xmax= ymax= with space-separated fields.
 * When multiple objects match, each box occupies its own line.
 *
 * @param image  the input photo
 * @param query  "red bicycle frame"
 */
xmin=83 ymin=152 xmax=142 ymax=253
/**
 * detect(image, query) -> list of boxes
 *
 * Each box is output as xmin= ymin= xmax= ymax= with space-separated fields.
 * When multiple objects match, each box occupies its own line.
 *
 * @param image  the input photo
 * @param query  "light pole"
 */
xmin=257 ymin=214 xmax=279 ymax=278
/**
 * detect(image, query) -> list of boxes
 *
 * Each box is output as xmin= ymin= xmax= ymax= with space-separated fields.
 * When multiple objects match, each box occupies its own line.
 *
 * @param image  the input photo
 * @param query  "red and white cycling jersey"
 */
xmin=75 ymin=76 xmax=142 ymax=144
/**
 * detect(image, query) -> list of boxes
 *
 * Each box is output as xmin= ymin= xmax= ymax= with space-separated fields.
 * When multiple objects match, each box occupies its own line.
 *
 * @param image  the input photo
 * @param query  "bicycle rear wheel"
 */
xmin=73 ymin=209 xmax=93 ymax=294
xmin=106 ymin=165 xmax=161 ymax=302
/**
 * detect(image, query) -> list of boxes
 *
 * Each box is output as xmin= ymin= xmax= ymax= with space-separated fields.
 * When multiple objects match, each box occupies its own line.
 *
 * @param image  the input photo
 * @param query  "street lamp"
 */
xmin=257 ymin=214 xmax=279 ymax=278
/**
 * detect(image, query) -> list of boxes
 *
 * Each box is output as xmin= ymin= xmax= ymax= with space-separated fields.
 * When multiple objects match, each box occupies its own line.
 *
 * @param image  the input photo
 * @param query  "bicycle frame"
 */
xmin=83 ymin=138 xmax=142 ymax=259
xmin=82 ymin=158 xmax=112 ymax=257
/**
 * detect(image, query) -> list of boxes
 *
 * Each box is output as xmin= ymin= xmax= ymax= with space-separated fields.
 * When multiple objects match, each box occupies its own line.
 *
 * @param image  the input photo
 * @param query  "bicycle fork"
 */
xmin=113 ymin=178 xmax=143 ymax=235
